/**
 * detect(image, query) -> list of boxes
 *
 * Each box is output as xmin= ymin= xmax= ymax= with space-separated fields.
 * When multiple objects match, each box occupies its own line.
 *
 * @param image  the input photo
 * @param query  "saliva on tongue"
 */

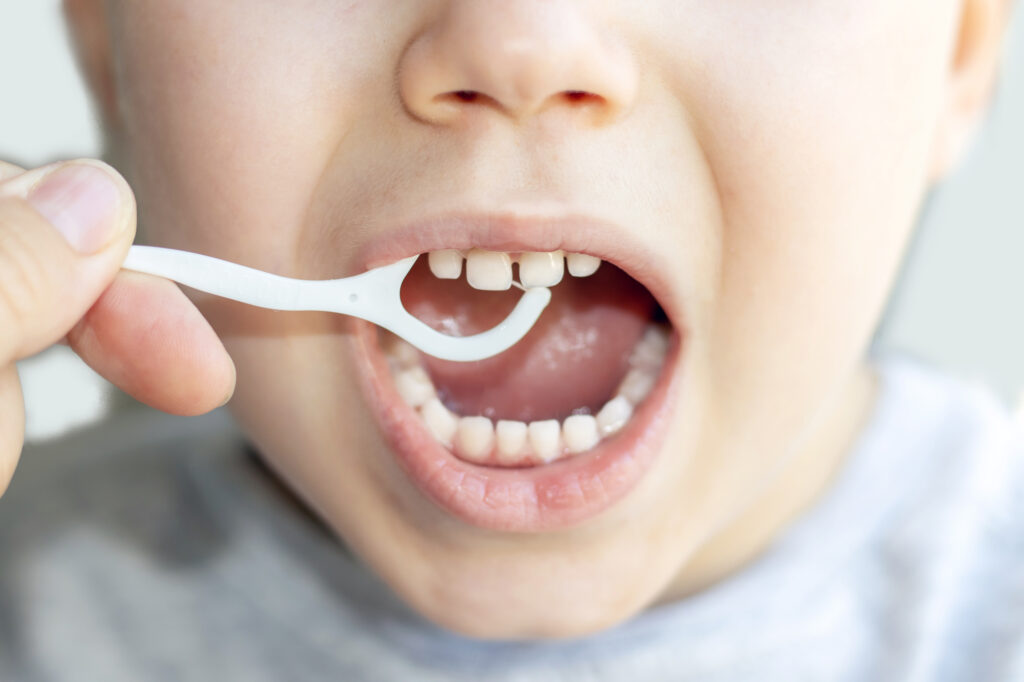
xmin=400 ymin=258 xmax=658 ymax=423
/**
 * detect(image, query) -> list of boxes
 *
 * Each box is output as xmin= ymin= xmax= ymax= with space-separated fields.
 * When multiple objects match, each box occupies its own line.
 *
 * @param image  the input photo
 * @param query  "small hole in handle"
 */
xmin=349 ymin=293 xmax=359 ymax=303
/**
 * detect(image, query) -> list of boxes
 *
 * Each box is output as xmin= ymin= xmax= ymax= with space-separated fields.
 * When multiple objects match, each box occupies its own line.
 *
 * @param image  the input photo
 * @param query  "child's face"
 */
xmin=88 ymin=0 xmax=999 ymax=638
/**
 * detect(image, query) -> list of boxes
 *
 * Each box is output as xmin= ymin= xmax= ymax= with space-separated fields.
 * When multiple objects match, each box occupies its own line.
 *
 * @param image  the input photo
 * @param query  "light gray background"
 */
xmin=2 ymin=1 xmax=1023 ymax=439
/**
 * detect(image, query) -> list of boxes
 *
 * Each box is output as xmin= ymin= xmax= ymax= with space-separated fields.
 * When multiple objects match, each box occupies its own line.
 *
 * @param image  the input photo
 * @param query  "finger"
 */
xmin=0 ymin=160 xmax=135 ymax=366
xmin=0 ymin=365 xmax=25 ymax=497
xmin=68 ymin=270 xmax=236 ymax=416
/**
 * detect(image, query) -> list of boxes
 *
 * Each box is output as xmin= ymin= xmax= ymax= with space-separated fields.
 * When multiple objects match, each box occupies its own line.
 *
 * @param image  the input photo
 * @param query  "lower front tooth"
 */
xmin=421 ymin=398 xmax=458 ymax=447
xmin=617 ymin=367 xmax=658 ymax=406
xmin=596 ymin=396 xmax=633 ymax=436
xmin=466 ymin=249 xmax=513 ymax=291
xmin=395 ymin=366 xmax=435 ymax=408
xmin=631 ymin=326 xmax=670 ymax=370
xmin=567 ymin=253 xmax=601 ymax=277
xmin=496 ymin=420 xmax=529 ymax=463
xmin=528 ymin=420 xmax=562 ymax=462
xmin=563 ymin=415 xmax=600 ymax=454
xmin=387 ymin=338 xmax=421 ymax=370
xmin=455 ymin=416 xmax=495 ymax=463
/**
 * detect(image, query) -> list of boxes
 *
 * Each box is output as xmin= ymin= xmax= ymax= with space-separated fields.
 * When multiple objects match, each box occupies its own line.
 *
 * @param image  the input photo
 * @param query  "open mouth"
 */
xmin=387 ymin=249 xmax=670 ymax=467
xmin=351 ymin=215 xmax=683 ymax=532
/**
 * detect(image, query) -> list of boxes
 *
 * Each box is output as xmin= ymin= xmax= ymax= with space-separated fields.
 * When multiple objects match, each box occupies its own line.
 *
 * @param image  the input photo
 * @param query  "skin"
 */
xmin=0 ymin=0 xmax=1012 ymax=640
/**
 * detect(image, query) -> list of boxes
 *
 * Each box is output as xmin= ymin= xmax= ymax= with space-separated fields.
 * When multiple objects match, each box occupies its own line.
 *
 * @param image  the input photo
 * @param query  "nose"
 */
xmin=398 ymin=1 xmax=638 ymax=126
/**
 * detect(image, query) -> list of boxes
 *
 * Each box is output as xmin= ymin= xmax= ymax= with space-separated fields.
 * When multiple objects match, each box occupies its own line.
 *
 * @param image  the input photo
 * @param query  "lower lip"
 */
xmin=352 ymin=320 xmax=683 ymax=533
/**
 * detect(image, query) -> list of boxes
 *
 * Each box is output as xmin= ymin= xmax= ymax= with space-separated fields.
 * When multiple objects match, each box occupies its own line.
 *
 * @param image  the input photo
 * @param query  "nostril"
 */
xmin=430 ymin=89 xmax=608 ymax=120
xmin=562 ymin=90 xmax=605 ymax=107
xmin=435 ymin=90 xmax=498 ymax=107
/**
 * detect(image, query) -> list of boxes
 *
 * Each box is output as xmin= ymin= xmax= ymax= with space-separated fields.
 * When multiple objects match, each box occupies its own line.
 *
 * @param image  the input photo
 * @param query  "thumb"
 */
xmin=0 ymin=159 xmax=135 ymax=366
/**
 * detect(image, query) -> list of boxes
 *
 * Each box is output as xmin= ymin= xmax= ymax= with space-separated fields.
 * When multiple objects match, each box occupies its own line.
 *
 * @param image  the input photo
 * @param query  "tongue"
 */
xmin=401 ymin=258 xmax=656 ymax=422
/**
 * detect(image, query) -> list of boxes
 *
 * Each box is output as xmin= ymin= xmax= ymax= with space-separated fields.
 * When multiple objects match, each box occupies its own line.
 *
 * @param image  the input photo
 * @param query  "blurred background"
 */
xmin=2 ymin=1 xmax=1023 ymax=441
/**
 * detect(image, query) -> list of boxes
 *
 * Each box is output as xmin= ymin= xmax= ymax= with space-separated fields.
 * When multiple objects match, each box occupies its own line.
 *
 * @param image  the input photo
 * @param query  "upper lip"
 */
xmin=353 ymin=210 xmax=685 ymax=331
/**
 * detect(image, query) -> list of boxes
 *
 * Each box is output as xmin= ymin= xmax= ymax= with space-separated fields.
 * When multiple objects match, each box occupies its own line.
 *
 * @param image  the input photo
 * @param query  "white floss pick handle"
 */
xmin=121 ymin=246 xmax=551 ymax=362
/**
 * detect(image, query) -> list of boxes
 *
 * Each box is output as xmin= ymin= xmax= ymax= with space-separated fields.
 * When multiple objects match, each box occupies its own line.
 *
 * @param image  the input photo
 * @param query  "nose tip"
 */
xmin=398 ymin=2 xmax=638 ymax=126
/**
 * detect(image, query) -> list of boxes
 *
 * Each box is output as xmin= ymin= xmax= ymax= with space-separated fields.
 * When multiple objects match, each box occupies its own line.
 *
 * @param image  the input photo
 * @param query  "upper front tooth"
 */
xmin=428 ymin=250 xmax=463 ymax=279
xmin=466 ymin=250 xmax=513 ymax=290
xmin=567 ymin=253 xmax=601 ymax=277
xmin=519 ymin=251 xmax=565 ymax=288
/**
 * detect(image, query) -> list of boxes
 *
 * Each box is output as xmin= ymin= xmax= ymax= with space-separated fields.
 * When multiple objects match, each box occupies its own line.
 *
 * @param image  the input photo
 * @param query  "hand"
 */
xmin=0 ymin=159 xmax=235 ymax=497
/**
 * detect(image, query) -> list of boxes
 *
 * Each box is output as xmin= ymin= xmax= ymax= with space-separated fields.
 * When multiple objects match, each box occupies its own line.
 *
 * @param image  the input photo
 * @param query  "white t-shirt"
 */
xmin=1 ymin=351 xmax=1022 ymax=681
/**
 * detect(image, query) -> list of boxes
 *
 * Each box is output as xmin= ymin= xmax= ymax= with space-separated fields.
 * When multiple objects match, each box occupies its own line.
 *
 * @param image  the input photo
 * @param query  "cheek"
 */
xmin=671 ymin=2 xmax=959 ymax=412
xmin=111 ymin=1 xmax=383 ymax=269
xmin=217 ymin=308 xmax=392 ymax=513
